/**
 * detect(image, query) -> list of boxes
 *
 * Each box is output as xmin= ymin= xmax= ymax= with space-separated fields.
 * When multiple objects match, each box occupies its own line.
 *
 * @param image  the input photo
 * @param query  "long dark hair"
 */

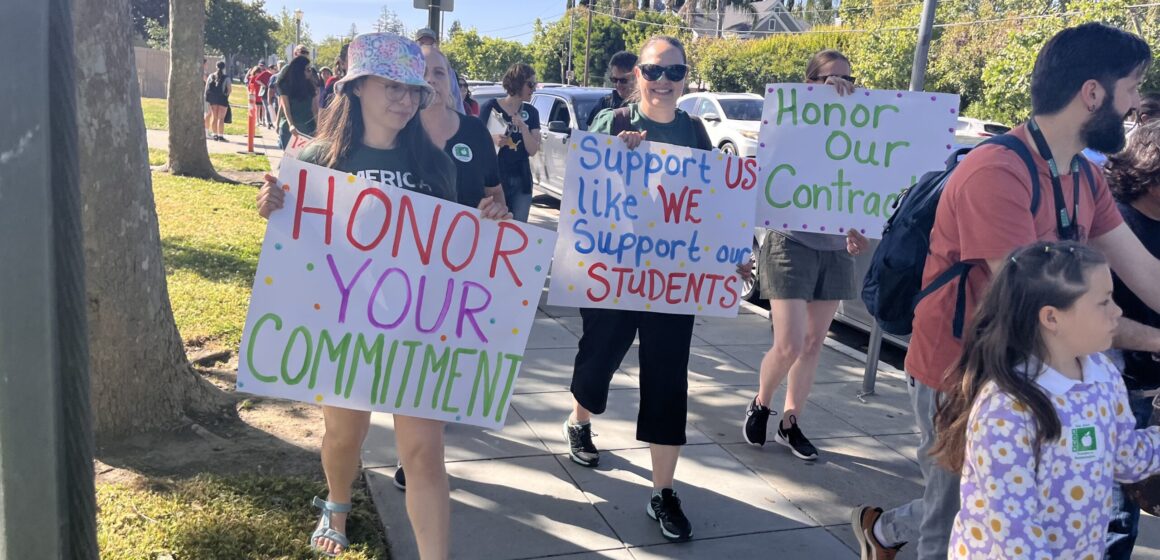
xmin=281 ymin=56 xmax=317 ymax=101
xmin=1107 ymin=121 xmax=1160 ymax=203
xmin=931 ymin=241 xmax=1108 ymax=471
xmin=212 ymin=60 xmax=226 ymax=86
xmin=313 ymin=76 xmax=453 ymax=192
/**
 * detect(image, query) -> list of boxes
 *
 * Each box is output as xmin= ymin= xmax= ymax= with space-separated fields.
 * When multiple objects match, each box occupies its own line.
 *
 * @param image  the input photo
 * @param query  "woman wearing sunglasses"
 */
xmin=256 ymin=33 xmax=460 ymax=559
xmin=564 ymin=35 xmax=714 ymax=543
xmin=742 ymin=49 xmax=870 ymax=462
xmin=478 ymin=63 xmax=542 ymax=222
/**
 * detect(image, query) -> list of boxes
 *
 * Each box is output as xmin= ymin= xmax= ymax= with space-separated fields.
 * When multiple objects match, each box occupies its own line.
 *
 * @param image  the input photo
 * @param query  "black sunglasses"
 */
xmin=609 ymin=76 xmax=632 ymax=85
xmin=638 ymin=64 xmax=688 ymax=82
xmin=813 ymin=74 xmax=857 ymax=85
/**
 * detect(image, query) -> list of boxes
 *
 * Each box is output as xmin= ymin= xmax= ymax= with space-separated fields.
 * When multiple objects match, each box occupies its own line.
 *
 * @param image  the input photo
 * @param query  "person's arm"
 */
xmin=279 ymin=95 xmax=295 ymax=130
xmin=518 ymin=106 xmax=541 ymax=157
xmin=1114 ymin=318 xmax=1160 ymax=353
xmin=1110 ymin=374 xmax=1160 ymax=483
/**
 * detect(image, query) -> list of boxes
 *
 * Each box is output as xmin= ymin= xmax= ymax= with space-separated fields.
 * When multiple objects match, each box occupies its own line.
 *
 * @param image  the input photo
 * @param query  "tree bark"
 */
xmin=74 ymin=0 xmax=234 ymax=442
xmin=167 ymin=0 xmax=225 ymax=179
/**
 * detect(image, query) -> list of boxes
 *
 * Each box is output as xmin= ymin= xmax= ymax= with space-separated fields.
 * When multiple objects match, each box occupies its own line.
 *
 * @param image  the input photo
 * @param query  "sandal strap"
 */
xmin=312 ymin=496 xmax=353 ymax=514
xmin=312 ymin=527 xmax=350 ymax=548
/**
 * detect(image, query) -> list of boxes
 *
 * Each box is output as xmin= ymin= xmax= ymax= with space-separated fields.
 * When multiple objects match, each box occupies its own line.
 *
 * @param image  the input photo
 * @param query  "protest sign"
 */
xmin=238 ymin=159 xmax=556 ymax=429
xmin=282 ymin=130 xmax=312 ymax=161
xmin=756 ymin=84 xmax=960 ymax=238
xmin=548 ymin=131 xmax=759 ymax=317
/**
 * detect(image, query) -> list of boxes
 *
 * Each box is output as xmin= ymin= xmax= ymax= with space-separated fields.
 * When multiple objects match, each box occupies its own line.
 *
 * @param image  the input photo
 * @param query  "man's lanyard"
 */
xmin=1028 ymin=118 xmax=1082 ymax=241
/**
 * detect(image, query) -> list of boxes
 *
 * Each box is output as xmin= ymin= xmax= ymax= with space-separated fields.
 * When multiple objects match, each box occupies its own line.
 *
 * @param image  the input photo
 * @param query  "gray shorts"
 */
xmin=758 ymin=231 xmax=857 ymax=301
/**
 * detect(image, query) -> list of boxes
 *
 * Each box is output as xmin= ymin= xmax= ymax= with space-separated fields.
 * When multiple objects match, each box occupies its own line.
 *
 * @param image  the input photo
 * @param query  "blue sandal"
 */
xmin=310 ymin=496 xmax=353 ymax=557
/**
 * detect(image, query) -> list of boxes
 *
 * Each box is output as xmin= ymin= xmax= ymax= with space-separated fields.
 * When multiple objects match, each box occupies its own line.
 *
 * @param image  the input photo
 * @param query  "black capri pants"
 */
xmin=570 ymin=307 xmax=695 ymax=446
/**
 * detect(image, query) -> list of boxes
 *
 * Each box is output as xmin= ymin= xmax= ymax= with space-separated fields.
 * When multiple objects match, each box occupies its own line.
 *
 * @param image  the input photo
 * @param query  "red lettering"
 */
xmin=346 ymin=188 xmax=391 ymax=251
xmin=685 ymin=273 xmax=704 ymax=303
xmin=665 ymin=272 xmax=686 ymax=304
xmin=647 ymin=269 xmax=666 ymax=300
xmin=392 ymin=194 xmax=440 ymax=264
xmin=685 ymin=189 xmax=702 ymax=224
xmin=611 ymin=267 xmax=634 ymax=297
xmin=489 ymin=222 xmax=528 ymax=287
xmin=441 ymin=211 xmax=480 ymax=272
xmin=719 ymin=275 xmax=739 ymax=308
xmin=657 ymin=185 xmax=689 ymax=224
xmin=586 ymin=263 xmax=611 ymax=302
xmin=725 ymin=156 xmax=760 ymax=191
xmin=743 ymin=158 xmax=759 ymax=190
xmin=293 ymin=169 xmax=334 ymax=244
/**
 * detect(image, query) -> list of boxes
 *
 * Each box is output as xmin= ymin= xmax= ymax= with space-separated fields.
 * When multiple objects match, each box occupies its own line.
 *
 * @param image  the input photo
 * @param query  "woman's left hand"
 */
xmin=478 ymin=196 xmax=512 ymax=221
xmin=736 ymin=261 xmax=754 ymax=281
xmin=846 ymin=228 xmax=870 ymax=256
xmin=826 ymin=76 xmax=856 ymax=97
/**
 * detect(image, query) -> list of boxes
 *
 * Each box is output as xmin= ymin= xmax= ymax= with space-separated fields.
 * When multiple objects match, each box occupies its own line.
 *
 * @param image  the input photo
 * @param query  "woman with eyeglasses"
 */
xmin=478 ymin=63 xmax=541 ymax=222
xmin=255 ymin=33 xmax=460 ymax=558
xmin=564 ymin=35 xmax=714 ymax=543
xmin=741 ymin=49 xmax=870 ymax=461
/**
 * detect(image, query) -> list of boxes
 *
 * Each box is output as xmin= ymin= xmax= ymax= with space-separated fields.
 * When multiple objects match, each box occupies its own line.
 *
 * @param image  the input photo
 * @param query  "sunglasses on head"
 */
xmin=638 ymin=63 xmax=688 ymax=82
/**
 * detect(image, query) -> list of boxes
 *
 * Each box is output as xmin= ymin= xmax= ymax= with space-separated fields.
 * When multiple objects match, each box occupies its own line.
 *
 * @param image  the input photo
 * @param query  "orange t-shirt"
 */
xmin=904 ymin=124 xmax=1123 ymax=389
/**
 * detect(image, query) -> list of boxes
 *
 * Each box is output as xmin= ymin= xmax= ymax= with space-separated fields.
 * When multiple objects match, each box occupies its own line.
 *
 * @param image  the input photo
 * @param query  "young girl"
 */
xmin=931 ymin=241 xmax=1160 ymax=559
xmin=256 ymin=32 xmax=501 ymax=559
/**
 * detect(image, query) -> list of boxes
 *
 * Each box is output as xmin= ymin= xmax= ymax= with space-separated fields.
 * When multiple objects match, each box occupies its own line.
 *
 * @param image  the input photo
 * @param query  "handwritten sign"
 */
xmin=237 ymin=159 xmax=556 ymax=429
xmin=282 ymin=131 xmax=313 ymax=161
xmin=548 ymin=131 xmax=759 ymax=317
xmin=756 ymin=84 xmax=960 ymax=238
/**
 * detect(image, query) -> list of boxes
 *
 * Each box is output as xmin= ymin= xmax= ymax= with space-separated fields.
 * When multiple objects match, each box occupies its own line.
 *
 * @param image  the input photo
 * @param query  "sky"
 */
xmin=262 ymin=0 xmax=571 ymax=44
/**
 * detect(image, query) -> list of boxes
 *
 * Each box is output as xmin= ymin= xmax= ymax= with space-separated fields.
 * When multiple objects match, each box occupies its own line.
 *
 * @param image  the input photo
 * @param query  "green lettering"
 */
xmin=494 ymin=354 xmax=524 ymax=422
xmin=883 ymin=141 xmax=910 ymax=168
xmin=246 ymin=313 xmax=281 ymax=383
xmin=393 ymin=340 xmax=424 ymax=409
xmin=863 ymin=192 xmax=882 ymax=216
xmin=811 ymin=181 xmax=833 ymax=211
xmin=468 ymin=350 xmax=505 ymax=418
xmin=310 ymin=329 xmax=351 ymax=393
xmin=793 ymin=184 xmax=813 ymax=208
xmin=351 ymin=333 xmax=385 ymax=400
xmin=825 ymin=130 xmax=851 ymax=161
xmin=850 ymin=104 xmax=871 ymax=128
xmin=775 ymin=88 xmax=797 ymax=126
xmin=442 ymin=348 xmax=477 ymax=414
xmin=418 ymin=345 xmax=451 ymax=409
xmin=281 ymin=326 xmax=313 ymax=386
xmin=764 ymin=164 xmax=795 ymax=209
xmin=873 ymin=104 xmax=901 ymax=128
xmin=823 ymin=102 xmax=847 ymax=127
xmin=373 ymin=339 xmax=399 ymax=405
xmin=847 ymin=189 xmax=866 ymax=214
xmin=802 ymin=102 xmax=820 ymax=125
xmin=854 ymin=140 xmax=881 ymax=167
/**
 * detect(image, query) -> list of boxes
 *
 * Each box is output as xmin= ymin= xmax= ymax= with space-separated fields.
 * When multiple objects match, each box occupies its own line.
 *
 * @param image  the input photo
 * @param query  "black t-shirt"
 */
xmin=443 ymin=113 xmax=501 ymax=208
xmin=478 ymin=98 xmax=540 ymax=195
xmin=298 ymin=140 xmax=457 ymax=203
xmin=586 ymin=90 xmax=625 ymax=128
xmin=1113 ymin=201 xmax=1160 ymax=391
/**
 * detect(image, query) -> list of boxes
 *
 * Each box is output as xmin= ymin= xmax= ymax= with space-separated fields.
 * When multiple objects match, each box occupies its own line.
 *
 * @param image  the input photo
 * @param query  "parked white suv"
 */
xmin=677 ymin=92 xmax=764 ymax=156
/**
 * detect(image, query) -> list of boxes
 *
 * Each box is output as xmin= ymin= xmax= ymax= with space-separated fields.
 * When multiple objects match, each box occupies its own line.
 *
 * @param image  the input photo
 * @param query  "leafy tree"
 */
xmin=168 ymin=0 xmax=229 ymax=180
xmin=375 ymin=6 xmax=407 ymax=35
xmin=448 ymin=19 xmax=463 ymax=38
xmin=442 ymin=28 xmax=532 ymax=81
xmin=132 ymin=0 xmax=169 ymax=39
xmin=316 ymin=35 xmax=348 ymax=69
xmin=271 ymin=6 xmax=314 ymax=60
xmin=205 ymin=0 xmax=278 ymax=63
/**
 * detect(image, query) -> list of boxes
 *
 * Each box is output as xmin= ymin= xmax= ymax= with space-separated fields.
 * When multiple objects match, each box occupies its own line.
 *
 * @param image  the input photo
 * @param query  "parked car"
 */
xmin=526 ymin=87 xmax=615 ymax=199
xmin=470 ymin=85 xmax=507 ymax=111
xmin=954 ymin=116 xmax=1011 ymax=144
xmin=465 ymin=80 xmax=497 ymax=88
xmin=677 ymin=92 xmax=763 ymax=156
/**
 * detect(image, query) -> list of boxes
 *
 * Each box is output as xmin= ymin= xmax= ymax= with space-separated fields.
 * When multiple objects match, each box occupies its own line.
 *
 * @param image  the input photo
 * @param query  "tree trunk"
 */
xmin=167 ymin=0 xmax=222 ymax=179
xmin=74 ymin=0 xmax=234 ymax=442
xmin=717 ymin=0 xmax=725 ymax=37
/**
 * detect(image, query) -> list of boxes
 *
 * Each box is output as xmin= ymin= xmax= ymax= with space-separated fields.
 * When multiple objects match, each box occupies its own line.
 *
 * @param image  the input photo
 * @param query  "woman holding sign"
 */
xmin=564 ymin=35 xmax=714 ymax=543
xmin=256 ymin=33 xmax=507 ymax=559
xmin=742 ymin=50 xmax=870 ymax=460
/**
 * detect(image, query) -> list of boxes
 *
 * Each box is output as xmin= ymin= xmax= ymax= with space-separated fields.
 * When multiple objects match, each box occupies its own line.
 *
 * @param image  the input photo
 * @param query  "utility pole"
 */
xmin=583 ymin=1 xmax=593 ymax=86
xmin=428 ymin=0 xmax=442 ymax=37
xmin=567 ymin=2 xmax=575 ymax=84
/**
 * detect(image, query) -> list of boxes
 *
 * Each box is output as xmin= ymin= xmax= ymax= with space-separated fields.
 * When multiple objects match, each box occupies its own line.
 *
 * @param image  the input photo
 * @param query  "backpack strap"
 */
xmin=914 ymin=261 xmax=974 ymax=339
xmin=981 ymin=134 xmax=1042 ymax=215
xmin=1078 ymin=157 xmax=1099 ymax=198
xmin=610 ymin=106 xmax=633 ymax=136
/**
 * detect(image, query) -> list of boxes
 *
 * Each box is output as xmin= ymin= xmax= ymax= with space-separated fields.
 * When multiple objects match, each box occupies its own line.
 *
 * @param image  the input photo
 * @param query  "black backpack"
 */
xmin=860 ymin=135 xmax=1097 ymax=338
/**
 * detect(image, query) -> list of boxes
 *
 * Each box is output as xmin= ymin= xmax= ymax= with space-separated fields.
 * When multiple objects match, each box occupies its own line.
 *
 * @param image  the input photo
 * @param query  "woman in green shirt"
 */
xmin=257 ymin=32 xmax=506 ymax=559
xmin=277 ymin=55 xmax=319 ymax=149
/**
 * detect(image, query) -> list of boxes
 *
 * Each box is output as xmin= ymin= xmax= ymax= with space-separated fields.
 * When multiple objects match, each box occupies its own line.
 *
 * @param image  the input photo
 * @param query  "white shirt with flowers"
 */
xmin=950 ymin=353 xmax=1160 ymax=560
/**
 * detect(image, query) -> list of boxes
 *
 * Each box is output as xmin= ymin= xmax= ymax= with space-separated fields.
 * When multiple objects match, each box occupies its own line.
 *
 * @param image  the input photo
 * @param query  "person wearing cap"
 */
xmin=415 ymin=27 xmax=437 ymax=46
xmin=256 ymin=32 xmax=506 ymax=559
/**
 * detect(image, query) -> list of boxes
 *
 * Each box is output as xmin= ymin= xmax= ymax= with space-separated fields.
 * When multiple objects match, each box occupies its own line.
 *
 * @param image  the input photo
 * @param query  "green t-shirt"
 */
xmin=588 ymin=103 xmax=711 ymax=150
xmin=298 ymin=141 xmax=457 ymax=203
xmin=279 ymin=95 xmax=317 ymax=136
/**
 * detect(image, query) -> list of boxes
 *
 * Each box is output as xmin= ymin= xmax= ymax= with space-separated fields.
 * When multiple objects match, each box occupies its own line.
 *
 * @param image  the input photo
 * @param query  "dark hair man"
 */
xmin=586 ymin=50 xmax=639 ymax=127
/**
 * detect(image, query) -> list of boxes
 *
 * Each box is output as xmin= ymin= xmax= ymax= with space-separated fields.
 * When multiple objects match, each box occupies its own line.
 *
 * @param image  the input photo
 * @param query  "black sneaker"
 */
xmin=562 ymin=419 xmax=600 ymax=467
xmin=774 ymin=415 xmax=818 ymax=460
xmin=393 ymin=464 xmax=406 ymax=491
xmin=743 ymin=396 xmax=775 ymax=446
xmin=648 ymin=488 xmax=693 ymax=541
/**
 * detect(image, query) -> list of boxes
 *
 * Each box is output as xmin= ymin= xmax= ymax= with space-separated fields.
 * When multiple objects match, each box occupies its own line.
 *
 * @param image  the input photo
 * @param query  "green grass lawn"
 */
xmin=98 ymin=475 xmax=386 ymax=559
xmin=153 ymin=172 xmax=265 ymax=349
xmin=149 ymin=148 xmax=270 ymax=172
xmin=141 ymin=91 xmax=252 ymax=136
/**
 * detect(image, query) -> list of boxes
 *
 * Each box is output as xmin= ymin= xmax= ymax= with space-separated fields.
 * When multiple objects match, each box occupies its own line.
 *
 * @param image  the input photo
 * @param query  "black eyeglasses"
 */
xmin=609 ymin=76 xmax=631 ymax=85
xmin=812 ymin=74 xmax=857 ymax=85
xmin=638 ymin=64 xmax=688 ymax=82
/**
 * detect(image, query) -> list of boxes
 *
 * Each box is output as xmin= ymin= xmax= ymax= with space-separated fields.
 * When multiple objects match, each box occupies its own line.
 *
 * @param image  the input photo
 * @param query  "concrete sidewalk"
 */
xmin=358 ymin=199 xmax=1160 ymax=559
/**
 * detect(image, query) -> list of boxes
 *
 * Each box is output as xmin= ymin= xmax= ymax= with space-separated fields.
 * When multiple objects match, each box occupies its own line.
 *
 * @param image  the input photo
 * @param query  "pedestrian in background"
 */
xmin=478 ymin=63 xmax=541 ymax=222
xmin=586 ymin=50 xmax=637 ymax=127
xmin=204 ymin=60 xmax=230 ymax=141
xmin=276 ymin=56 xmax=318 ymax=149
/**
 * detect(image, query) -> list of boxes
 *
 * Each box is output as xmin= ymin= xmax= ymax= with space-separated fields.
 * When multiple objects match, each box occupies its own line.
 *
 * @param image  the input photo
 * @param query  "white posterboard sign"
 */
xmin=548 ymin=131 xmax=760 ymax=317
xmin=756 ymin=84 xmax=961 ymax=238
xmin=237 ymin=159 xmax=557 ymax=429
xmin=282 ymin=130 xmax=313 ymax=161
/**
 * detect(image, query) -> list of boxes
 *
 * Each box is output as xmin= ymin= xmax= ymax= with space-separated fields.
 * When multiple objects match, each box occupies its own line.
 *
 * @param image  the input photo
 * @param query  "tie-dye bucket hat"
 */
xmin=335 ymin=33 xmax=432 ymax=100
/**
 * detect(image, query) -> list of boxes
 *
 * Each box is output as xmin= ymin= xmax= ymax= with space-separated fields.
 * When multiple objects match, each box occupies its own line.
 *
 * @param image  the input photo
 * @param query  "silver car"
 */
xmin=527 ymin=87 xmax=614 ymax=199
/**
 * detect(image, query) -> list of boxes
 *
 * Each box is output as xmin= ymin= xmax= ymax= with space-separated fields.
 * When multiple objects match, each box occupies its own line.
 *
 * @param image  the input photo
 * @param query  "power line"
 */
xmin=479 ymin=11 xmax=566 ymax=34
